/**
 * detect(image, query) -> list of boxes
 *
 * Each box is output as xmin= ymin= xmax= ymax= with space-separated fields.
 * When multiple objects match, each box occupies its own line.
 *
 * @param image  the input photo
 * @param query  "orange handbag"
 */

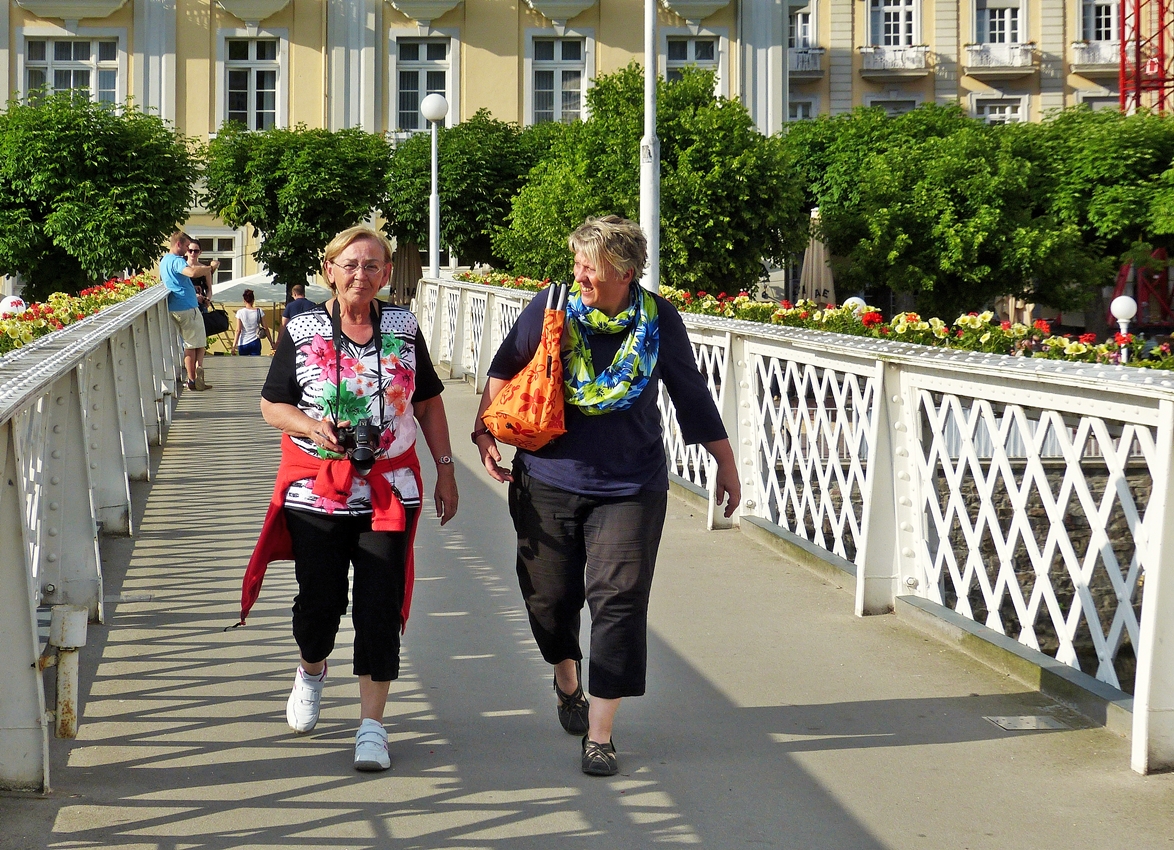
xmin=482 ymin=283 xmax=568 ymax=451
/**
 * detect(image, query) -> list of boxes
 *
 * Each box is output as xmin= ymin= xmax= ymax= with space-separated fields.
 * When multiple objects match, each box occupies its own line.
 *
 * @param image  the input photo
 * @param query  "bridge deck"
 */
xmin=3 ymin=355 xmax=1172 ymax=849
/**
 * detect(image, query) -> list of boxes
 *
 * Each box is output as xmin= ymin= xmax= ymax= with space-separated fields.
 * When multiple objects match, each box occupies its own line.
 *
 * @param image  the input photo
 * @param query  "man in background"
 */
xmin=282 ymin=283 xmax=316 ymax=332
xmin=161 ymin=232 xmax=218 ymax=391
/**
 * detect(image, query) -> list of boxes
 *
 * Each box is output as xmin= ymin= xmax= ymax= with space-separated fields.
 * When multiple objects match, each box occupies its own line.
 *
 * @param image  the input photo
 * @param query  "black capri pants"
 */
xmin=284 ymin=506 xmax=417 ymax=682
xmin=508 ymin=464 xmax=668 ymax=700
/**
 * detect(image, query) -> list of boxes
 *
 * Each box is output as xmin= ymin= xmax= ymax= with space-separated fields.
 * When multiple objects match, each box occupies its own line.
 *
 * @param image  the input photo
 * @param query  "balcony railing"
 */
xmin=858 ymin=45 xmax=930 ymax=73
xmin=964 ymin=41 xmax=1036 ymax=70
xmin=1071 ymin=40 xmax=1120 ymax=76
xmin=789 ymin=46 xmax=826 ymax=76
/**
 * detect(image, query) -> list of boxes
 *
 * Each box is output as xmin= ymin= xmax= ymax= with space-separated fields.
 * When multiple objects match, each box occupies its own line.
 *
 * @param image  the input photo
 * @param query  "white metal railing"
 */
xmin=418 ymin=276 xmax=1174 ymax=775
xmin=965 ymin=42 xmax=1036 ymax=68
xmin=1071 ymin=40 xmax=1119 ymax=66
xmin=858 ymin=44 xmax=930 ymax=71
xmin=790 ymin=47 xmax=826 ymax=74
xmin=0 ymin=285 xmax=181 ymax=792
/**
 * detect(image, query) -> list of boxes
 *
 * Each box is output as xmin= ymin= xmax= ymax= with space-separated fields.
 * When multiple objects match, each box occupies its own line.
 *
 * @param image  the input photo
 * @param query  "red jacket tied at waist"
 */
xmin=239 ymin=433 xmax=423 ymax=627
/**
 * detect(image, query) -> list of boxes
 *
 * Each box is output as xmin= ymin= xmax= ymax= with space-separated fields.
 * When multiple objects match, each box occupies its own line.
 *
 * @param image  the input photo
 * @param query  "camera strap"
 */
xmin=329 ymin=298 xmax=385 ymax=433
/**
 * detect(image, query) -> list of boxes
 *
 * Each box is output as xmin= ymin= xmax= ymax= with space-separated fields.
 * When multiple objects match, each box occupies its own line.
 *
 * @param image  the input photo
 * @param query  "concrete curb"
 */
xmin=895 ymin=595 xmax=1134 ymax=738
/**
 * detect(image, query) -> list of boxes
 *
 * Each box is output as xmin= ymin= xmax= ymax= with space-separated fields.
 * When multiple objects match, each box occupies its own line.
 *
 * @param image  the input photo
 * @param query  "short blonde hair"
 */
xmin=567 ymin=215 xmax=648 ymax=283
xmin=321 ymin=225 xmax=395 ymax=290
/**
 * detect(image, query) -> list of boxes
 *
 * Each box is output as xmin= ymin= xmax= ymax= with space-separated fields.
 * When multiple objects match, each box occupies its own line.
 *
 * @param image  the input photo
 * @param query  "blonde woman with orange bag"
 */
xmin=473 ymin=215 xmax=739 ymax=777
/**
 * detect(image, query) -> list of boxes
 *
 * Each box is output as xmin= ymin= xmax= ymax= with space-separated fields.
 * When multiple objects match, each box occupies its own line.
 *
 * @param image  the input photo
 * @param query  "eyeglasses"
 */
xmin=330 ymin=261 xmax=386 ymax=276
xmin=186 ymin=248 xmax=201 ymax=255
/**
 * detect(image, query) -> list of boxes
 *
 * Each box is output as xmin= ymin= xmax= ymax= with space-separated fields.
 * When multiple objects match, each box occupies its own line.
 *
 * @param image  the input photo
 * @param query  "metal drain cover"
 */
xmin=984 ymin=715 xmax=1070 ymax=731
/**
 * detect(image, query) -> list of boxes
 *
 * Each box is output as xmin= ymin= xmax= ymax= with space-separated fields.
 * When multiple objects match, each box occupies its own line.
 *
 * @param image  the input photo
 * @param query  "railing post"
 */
xmin=145 ymin=303 xmax=171 ymax=439
xmin=0 ymin=419 xmax=49 ymax=792
xmin=888 ymin=360 xmax=930 ymax=605
xmin=710 ymin=331 xmax=744 ymax=530
xmin=79 ymin=341 xmax=133 ymax=537
xmin=854 ymin=358 xmax=901 ymax=615
xmin=428 ymin=281 xmax=445 ymax=372
xmin=112 ymin=328 xmax=151 ymax=481
xmin=1132 ymin=398 xmax=1174 ymax=774
xmin=131 ymin=314 xmax=162 ymax=447
xmin=450 ymin=287 xmax=470 ymax=380
xmin=474 ymin=290 xmax=497 ymax=394
xmin=37 ymin=371 xmax=103 ymax=622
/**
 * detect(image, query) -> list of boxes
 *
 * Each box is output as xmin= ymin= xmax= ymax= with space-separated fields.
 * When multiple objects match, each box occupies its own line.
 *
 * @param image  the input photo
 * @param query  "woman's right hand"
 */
xmin=307 ymin=418 xmax=346 ymax=454
xmin=475 ymin=433 xmax=513 ymax=483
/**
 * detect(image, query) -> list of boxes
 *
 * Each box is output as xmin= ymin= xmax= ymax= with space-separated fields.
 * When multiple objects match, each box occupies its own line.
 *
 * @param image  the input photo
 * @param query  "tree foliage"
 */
xmin=204 ymin=123 xmax=391 ymax=299
xmin=1023 ymin=108 xmax=1174 ymax=257
xmin=838 ymin=124 xmax=1098 ymax=317
xmin=493 ymin=64 xmax=805 ymax=291
xmin=0 ymin=92 xmax=198 ymax=301
xmin=383 ymin=110 xmax=556 ymax=266
xmin=780 ymin=104 xmax=1172 ymax=317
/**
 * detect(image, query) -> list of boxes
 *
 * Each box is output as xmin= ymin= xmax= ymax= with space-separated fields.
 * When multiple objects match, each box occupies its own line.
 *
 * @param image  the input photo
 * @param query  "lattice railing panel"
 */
xmin=914 ymin=390 xmax=1153 ymax=692
xmin=441 ymin=290 xmax=460 ymax=362
xmin=751 ymin=354 xmax=878 ymax=565
xmin=418 ymin=287 xmax=437 ymax=342
xmin=496 ymin=301 xmax=523 ymax=353
xmin=659 ymin=334 xmax=727 ymax=491
xmin=466 ymin=293 xmax=487 ymax=376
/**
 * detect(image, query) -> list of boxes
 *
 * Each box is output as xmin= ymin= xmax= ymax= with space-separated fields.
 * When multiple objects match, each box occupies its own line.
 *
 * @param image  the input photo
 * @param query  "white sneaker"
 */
xmin=286 ymin=664 xmax=326 ymax=733
xmin=354 ymin=719 xmax=391 ymax=771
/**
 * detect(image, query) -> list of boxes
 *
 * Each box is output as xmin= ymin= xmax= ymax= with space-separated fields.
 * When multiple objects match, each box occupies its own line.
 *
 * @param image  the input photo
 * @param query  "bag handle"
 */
xmin=545 ymin=282 xmax=568 ymax=312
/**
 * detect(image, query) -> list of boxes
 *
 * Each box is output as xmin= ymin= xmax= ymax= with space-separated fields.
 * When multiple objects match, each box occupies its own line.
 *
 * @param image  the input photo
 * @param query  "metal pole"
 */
xmin=429 ymin=118 xmax=440 ymax=279
xmin=639 ymin=0 xmax=660 ymax=293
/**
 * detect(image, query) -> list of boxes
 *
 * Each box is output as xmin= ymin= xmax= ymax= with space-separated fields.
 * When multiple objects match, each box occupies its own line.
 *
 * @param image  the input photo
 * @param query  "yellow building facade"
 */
xmin=1 ymin=0 xmax=1121 ymax=275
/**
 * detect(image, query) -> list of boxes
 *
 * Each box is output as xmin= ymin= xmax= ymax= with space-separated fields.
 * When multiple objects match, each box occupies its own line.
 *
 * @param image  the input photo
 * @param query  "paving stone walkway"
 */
xmin=3 ymin=354 xmax=1174 ymax=849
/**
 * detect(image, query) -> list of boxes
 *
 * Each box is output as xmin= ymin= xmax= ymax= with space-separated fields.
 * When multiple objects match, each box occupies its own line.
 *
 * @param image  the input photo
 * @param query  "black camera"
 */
xmin=336 ymin=418 xmax=379 ymax=475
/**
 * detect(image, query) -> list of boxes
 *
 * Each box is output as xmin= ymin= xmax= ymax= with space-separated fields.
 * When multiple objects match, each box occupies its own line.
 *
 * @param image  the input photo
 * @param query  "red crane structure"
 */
xmin=1121 ymin=0 xmax=1174 ymax=111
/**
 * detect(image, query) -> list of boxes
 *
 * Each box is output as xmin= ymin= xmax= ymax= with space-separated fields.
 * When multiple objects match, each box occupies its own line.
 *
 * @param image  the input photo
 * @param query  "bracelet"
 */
xmin=471 ymin=427 xmax=491 ymax=444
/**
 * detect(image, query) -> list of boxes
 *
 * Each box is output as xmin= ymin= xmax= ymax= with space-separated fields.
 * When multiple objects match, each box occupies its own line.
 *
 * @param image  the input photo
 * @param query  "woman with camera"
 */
xmin=250 ymin=225 xmax=458 ymax=772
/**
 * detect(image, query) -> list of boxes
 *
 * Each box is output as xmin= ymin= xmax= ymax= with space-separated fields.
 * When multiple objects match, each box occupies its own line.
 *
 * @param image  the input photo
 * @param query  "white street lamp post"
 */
xmin=1111 ymin=294 xmax=1138 ymax=364
xmin=639 ymin=0 xmax=660 ymax=292
xmin=420 ymin=93 xmax=449 ymax=280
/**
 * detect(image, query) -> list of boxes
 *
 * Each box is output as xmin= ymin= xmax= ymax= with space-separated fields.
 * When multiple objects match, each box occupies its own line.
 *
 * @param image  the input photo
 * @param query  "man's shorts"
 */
xmin=170 ymin=307 xmax=207 ymax=350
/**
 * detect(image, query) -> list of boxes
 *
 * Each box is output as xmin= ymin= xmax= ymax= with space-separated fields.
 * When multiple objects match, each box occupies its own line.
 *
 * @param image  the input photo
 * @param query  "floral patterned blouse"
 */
xmin=261 ymin=302 xmax=443 ymax=515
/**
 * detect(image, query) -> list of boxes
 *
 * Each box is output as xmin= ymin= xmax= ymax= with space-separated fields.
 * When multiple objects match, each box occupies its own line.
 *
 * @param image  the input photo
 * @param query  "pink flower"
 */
xmin=301 ymin=335 xmax=360 ymax=383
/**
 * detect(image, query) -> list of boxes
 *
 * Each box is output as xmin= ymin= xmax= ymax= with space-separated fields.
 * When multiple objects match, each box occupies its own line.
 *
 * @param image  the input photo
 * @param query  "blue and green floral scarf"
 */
xmin=563 ymin=282 xmax=659 ymax=415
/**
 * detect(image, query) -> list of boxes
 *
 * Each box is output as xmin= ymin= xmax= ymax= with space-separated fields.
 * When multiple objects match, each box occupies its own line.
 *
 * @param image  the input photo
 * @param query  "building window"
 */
xmin=976 ymin=0 xmax=1020 ymax=43
xmin=225 ymin=38 xmax=279 ymax=130
xmin=789 ymin=100 xmax=815 ymax=120
xmin=532 ymin=37 xmax=584 ymax=124
xmin=396 ymin=40 xmax=448 ymax=131
xmin=666 ymin=37 xmax=717 ymax=82
xmin=789 ymin=8 xmax=813 ymax=48
xmin=870 ymin=0 xmax=916 ymax=46
xmin=976 ymin=99 xmax=1024 ymax=123
xmin=1080 ymin=93 xmax=1119 ymax=110
xmin=193 ymin=237 xmax=236 ymax=286
xmin=1083 ymin=0 xmax=1117 ymax=41
xmin=869 ymin=97 xmax=918 ymax=116
xmin=25 ymin=38 xmax=118 ymax=103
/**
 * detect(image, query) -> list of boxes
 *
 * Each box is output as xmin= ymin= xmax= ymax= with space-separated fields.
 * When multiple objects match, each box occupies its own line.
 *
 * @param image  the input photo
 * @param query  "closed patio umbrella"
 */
xmin=798 ymin=208 xmax=836 ymax=307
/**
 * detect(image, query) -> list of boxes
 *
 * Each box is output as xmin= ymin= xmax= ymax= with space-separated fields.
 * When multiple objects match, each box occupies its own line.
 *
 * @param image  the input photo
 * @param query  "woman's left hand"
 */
xmin=434 ymin=466 xmax=458 ymax=526
xmin=415 ymin=395 xmax=459 ymax=525
xmin=704 ymin=439 xmax=742 ymax=519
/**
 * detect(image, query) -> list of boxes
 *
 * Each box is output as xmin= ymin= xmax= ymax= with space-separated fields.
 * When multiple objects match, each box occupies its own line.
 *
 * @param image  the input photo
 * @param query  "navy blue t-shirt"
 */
xmin=283 ymin=297 xmax=318 ymax=321
xmin=487 ymin=290 xmax=726 ymax=497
